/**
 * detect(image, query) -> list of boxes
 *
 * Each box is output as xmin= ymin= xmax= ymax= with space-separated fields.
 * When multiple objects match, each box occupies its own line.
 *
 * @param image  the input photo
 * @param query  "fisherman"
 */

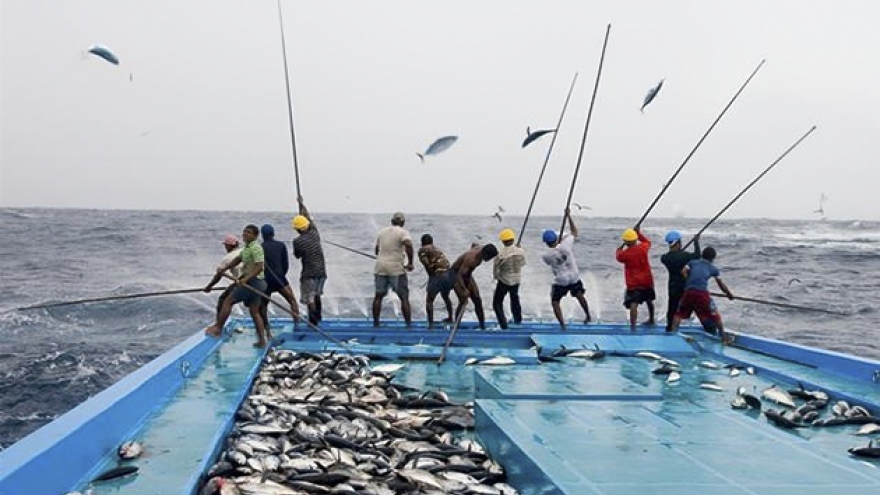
xmin=616 ymin=227 xmax=656 ymax=330
xmin=492 ymin=228 xmax=526 ymax=329
xmin=450 ymin=243 xmax=499 ymax=330
xmin=417 ymin=234 xmax=454 ymax=329
xmin=292 ymin=196 xmax=327 ymax=326
xmin=660 ymin=230 xmax=701 ymax=332
xmin=372 ymin=212 xmax=414 ymax=328
xmin=668 ymin=246 xmax=735 ymax=344
xmin=202 ymin=234 xmax=243 ymax=320
xmin=204 ymin=224 xmax=270 ymax=347
xmin=259 ymin=223 xmax=299 ymax=335
xmin=541 ymin=208 xmax=591 ymax=329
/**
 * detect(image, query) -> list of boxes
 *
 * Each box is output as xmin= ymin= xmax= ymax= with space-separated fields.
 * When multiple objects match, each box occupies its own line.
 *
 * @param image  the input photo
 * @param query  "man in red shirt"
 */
xmin=616 ymin=227 xmax=655 ymax=331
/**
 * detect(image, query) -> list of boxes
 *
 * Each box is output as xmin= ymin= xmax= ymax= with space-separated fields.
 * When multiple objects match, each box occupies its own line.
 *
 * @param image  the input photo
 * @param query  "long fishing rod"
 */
xmin=13 ymin=287 xmax=227 ymax=312
xmin=324 ymin=239 xmax=377 ymax=259
xmin=277 ymin=0 xmax=302 ymax=198
xmin=559 ymin=24 xmax=611 ymax=238
xmin=517 ymin=72 xmax=579 ymax=246
xmin=709 ymin=292 xmax=846 ymax=315
xmin=438 ymin=299 xmax=468 ymax=365
xmin=634 ymin=59 xmax=766 ymax=229
xmin=221 ymin=273 xmax=352 ymax=352
xmin=683 ymin=125 xmax=817 ymax=249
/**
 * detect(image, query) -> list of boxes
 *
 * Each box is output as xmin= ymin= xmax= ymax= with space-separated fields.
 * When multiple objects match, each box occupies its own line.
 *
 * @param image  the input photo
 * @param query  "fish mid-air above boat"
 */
xmin=521 ymin=126 xmax=556 ymax=148
xmin=492 ymin=206 xmax=504 ymax=223
xmin=417 ymin=135 xmax=458 ymax=163
xmin=87 ymin=44 xmax=120 ymax=65
xmin=640 ymin=78 xmax=664 ymax=113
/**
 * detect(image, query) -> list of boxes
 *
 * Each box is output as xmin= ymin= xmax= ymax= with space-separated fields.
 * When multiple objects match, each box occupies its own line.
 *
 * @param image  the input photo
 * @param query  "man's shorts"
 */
xmin=551 ymin=280 xmax=585 ymax=302
xmin=426 ymin=271 xmax=453 ymax=297
xmin=265 ymin=275 xmax=290 ymax=295
xmin=675 ymin=289 xmax=720 ymax=324
xmin=375 ymin=274 xmax=409 ymax=299
xmin=300 ymin=276 xmax=327 ymax=304
xmin=623 ymin=287 xmax=656 ymax=307
xmin=230 ymin=278 xmax=268 ymax=307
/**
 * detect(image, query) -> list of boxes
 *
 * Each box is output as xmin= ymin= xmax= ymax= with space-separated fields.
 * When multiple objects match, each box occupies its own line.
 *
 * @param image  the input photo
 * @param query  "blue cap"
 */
xmin=542 ymin=229 xmax=558 ymax=244
xmin=260 ymin=224 xmax=275 ymax=237
xmin=665 ymin=230 xmax=682 ymax=245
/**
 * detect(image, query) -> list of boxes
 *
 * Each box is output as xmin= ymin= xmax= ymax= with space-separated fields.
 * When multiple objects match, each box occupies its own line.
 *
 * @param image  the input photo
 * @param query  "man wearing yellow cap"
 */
xmin=292 ymin=196 xmax=327 ymax=325
xmin=493 ymin=228 xmax=526 ymax=329
xmin=616 ymin=226 xmax=655 ymax=331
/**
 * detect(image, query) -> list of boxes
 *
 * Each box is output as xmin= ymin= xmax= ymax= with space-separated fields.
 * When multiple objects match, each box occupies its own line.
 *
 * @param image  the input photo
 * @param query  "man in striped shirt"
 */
xmin=292 ymin=197 xmax=327 ymax=325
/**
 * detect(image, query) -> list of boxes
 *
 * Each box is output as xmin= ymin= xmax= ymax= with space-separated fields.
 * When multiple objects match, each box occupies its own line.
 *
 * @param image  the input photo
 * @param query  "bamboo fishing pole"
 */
xmin=709 ymin=292 xmax=846 ymax=315
xmin=517 ymin=72 xmax=579 ymax=246
xmin=277 ymin=0 xmax=302 ymax=199
xmin=559 ymin=24 xmax=611 ymax=239
xmin=634 ymin=59 xmax=766 ymax=229
xmin=438 ymin=299 xmax=468 ymax=365
xmin=683 ymin=126 xmax=817 ymax=249
xmin=14 ymin=287 xmax=227 ymax=311
xmin=324 ymin=239 xmax=377 ymax=259
xmin=221 ymin=273 xmax=352 ymax=352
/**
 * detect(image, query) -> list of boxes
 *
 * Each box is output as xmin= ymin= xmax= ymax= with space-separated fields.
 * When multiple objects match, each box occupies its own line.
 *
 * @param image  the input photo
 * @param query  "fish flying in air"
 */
xmin=417 ymin=135 xmax=458 ymax=163
xmin=640 ymin=78 xmax=664 ymax=113
xmin=521 ymin=126 xmax=556 ymax=148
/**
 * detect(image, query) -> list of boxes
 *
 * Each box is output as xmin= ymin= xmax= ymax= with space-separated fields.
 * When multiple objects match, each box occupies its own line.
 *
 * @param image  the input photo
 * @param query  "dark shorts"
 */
xmin=375 ymin=274 xmax=409 ymax=299
xmin=551 ymin=280 xmax=585 ymax=302
xmin=300 ymin=276 xmax=326 ymax=304
xmin=265 ymin=275 xmax=290 ymax=295
xmin=623 ymin=287 xmax=656 ymax=307
xmin=427 ymin=271 xmax=453 ymax=296
xmin=675 ymin=289 xmax=720 ymax=324
xmin=230 ymin=278 xmax=268 ymax=307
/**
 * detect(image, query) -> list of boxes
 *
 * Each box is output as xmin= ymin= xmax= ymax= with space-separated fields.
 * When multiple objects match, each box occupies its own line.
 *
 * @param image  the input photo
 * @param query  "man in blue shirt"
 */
xmin=259 ymin=224 xmax=300 ymax=336
xmin=668 ymin=246 xmax=735 ymax=344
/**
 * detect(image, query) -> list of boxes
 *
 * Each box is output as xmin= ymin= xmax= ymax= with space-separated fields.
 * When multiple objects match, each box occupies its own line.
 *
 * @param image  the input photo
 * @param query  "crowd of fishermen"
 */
xmin=203 ymin=203 xmax=735 ymax=348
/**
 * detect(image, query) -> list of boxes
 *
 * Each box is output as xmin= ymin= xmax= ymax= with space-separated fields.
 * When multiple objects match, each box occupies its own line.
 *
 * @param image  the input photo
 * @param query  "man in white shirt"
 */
xmin=372 ymin=212 xmax=414 ymax=327
xmin=203 ymin=234 xmax=243 ymax=321
xmin=541 ymin=210 xmax=592 ymax=329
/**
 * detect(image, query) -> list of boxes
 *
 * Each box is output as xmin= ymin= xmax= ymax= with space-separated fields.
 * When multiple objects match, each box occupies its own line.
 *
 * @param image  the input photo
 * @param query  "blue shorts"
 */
xmin=427 ymin=271 xmax=452 ymax=297
xmin=375 ymin=274 xmax=409 ymax=299
xmin=230 ymin=278 xmax=268 ymax=307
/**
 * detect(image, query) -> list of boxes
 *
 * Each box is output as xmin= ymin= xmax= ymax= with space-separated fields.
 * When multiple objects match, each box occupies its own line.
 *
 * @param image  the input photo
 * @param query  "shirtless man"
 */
xmin=450 ymin=243 xmax=499 ymax=330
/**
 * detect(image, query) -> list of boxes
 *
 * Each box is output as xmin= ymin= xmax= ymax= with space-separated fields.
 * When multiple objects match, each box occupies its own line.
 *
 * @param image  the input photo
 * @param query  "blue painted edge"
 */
xmin=727 ymin=332 xmax=880 ymax=384
xmin=0 ymin=330 xmax=224 ymax=495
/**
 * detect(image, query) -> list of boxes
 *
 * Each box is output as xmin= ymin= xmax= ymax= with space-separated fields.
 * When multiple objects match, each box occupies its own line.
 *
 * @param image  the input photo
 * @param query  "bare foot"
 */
xmin=253 ymin=341 xmax=266 ymax=348
xmin=584 ymin=318 xmax=592 ymax=325
xmin=641 ymin=320 xmax=656 ymax=326
xmin=204 ymin=325 xmax=221 ymax=337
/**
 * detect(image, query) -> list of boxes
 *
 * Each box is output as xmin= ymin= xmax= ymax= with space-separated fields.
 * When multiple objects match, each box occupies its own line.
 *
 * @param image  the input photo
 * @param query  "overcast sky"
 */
xmin=1 ymin=1 xmax=878 ymax=221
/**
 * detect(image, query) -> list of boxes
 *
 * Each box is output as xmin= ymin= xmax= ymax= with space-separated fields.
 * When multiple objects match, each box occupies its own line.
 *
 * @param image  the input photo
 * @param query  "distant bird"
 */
xmin=640 ymin=78 xmax=664 ymax=113
xmin=521 ymin=126 xmax=556 ymax=148
xmin=87 ymin=44 xmax=120 ymax=65
xmin=492 ymin=206 xmax=504 ymax=223
xmin=417 ymin=135 xmax=458 ymax=163
xmin=788 ymin=277 xmax=802 ymax=286
xmin=572 ymin=202 xmax=592 ymax=211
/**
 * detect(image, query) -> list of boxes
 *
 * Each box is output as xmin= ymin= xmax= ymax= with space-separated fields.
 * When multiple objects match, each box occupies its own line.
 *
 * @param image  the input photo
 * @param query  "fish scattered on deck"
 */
xmin=848 ymin=440 xmax=880 ymax=459
xmin=118 ymin=440 xmax=143 ymax=459
xmin=666 ymin=371 xmax=681 ymax=383
xmin=700 ymin=382 xmax=723 ymax=392
xmin=856 ymin=423 xmax=880 ymax=435
xmin=371 ymin=363 xmax=406 ymax=374
xmin=92 ymin=465 xmax=139 ymax=482
xmin=480 ymin=356 xmax=516 ymax=366
xmin=417 ymin=135 xmax=458 ymax=162
xmin=761 ymin=384 xmax=796 ymax=408
xmin=699 ymin=361 xmax=721 ymax=370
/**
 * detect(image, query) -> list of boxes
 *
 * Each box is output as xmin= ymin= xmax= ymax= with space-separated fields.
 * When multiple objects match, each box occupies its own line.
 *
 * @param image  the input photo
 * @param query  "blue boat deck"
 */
xmin=4 ymin=318 xmax=880 ymax=495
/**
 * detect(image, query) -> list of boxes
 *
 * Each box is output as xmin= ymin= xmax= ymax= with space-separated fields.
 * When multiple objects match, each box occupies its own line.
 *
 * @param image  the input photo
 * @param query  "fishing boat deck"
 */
xmin=4 ymin=318 xmax=880 ymax=495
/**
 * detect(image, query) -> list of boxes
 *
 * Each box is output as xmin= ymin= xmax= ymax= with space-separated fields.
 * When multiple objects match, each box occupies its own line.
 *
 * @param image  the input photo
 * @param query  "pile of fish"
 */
xmin=200 ymin=349 xmax=519 ymax=495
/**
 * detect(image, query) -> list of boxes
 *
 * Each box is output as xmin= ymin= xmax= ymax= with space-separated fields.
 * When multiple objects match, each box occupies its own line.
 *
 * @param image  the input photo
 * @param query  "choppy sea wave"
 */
xmin=0 ymin=207 xmax=878 ymax=449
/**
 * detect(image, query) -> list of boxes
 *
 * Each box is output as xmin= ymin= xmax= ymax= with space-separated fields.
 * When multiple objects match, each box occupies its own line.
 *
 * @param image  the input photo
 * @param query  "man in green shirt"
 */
xmin=204 ymin=224 xmax=271 ymax=347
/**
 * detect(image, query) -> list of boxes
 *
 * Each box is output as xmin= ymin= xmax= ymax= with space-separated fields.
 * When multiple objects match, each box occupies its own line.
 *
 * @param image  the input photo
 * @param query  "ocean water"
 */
xmin=0 ymin=207 xmax=877 ymax=449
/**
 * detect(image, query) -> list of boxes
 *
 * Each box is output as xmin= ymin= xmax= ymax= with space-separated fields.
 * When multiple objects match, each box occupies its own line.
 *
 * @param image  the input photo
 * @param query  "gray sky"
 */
xmin=1 ymin=1 xmax=878 ymax=221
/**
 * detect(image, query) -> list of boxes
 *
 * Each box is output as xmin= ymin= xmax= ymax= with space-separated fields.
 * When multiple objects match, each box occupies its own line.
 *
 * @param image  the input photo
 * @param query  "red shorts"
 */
xmin=675 ymin=289 xmax=720 ymax=324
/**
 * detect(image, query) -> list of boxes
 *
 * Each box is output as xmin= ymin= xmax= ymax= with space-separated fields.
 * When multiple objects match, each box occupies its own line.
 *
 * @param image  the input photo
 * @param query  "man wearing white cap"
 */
xmin=203 ymin=234 xmax=243 ymax=319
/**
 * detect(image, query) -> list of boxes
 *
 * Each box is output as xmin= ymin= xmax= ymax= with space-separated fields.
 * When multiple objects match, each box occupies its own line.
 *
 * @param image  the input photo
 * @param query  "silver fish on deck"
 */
xmin=416 ymin=135 xmax=458 ymax=163
xmin=700 ymin=382 xmax=723 ymax=392
xmin=761 ymin=384 xmax=796 ymax=408
xmin=855 ymin=423 xmax=880 ymax=435
xmin=666 ymin=371 xmax=681 ymax=383
xmin=118 ymin=440 xmax=143 ymax=459
xmin=479 ymin=356 xmax=516 ymax=366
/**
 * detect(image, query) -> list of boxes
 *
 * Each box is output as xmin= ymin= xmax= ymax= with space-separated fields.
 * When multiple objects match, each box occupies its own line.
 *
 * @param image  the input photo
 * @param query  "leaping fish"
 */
xmin=640 ymin=78 xmax=664 ymax=112
xmin=521 ymin=126 xmax=556 ymax=148
xmin=417 ymin=135 xmax=458 ymax=163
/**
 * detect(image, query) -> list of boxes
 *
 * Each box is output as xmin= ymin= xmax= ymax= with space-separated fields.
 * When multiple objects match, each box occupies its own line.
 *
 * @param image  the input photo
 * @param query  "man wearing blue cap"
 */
xmin=660 ymin=230 xmax=700 ymax=332
xmin=541 ymin=208 xmax=591 ymax=329
xmin=259 ymin=223 xmax=299 ymax=335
